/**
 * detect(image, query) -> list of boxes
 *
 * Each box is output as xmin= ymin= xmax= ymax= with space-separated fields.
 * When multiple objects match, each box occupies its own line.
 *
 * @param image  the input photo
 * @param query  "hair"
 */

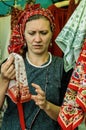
xmin=26 ymin=14 xmax=53 ymax=32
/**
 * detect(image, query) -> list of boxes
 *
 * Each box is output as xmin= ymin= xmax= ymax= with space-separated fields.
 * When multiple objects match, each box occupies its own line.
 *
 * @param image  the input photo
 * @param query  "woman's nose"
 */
xmin=35 ymin=33 xmax=42 ymax=42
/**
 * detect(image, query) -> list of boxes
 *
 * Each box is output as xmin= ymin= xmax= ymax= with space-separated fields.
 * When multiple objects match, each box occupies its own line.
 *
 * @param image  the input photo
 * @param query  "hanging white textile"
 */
xmin=55 ymin=0 xmax=86 ymax=72
xmin=0 ymin=15 xmax=11 ymax=64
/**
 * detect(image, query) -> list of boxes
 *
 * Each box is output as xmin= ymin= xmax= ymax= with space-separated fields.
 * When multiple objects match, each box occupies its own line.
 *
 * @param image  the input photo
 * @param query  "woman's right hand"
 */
xmin=1 ymin=56 xmax=16 ymax=81
xmin=0 ymin=55 xmax=16 ymax=108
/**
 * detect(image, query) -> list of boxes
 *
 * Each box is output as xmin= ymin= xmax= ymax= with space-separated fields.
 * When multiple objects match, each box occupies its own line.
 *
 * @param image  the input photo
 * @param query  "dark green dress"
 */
xmin=1 ymin=54 xmax=64 ymax=130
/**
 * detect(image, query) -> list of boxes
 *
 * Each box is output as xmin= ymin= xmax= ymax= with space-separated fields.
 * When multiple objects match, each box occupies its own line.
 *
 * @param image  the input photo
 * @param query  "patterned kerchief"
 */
xmin=6 ymin=53 xmax=31 ymax=103
xmin=58 ymin=39 xmax=86 ymax=130
xmin=8 ymin=4 xmax=55 ymax=54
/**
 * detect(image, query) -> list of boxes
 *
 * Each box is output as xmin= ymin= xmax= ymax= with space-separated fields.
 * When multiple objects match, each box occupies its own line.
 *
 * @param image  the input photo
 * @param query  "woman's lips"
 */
xmin=33 ymin=45 xmax=42 ymax=49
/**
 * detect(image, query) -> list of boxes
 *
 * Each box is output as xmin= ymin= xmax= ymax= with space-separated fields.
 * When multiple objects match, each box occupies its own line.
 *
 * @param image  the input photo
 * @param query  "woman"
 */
xmin=0 ymin=4 xmax=68 ymax=130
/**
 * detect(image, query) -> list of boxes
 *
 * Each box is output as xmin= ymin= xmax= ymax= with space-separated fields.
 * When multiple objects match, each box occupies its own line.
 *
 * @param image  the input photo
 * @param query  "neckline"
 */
xmin=26 ymin=52 xmax=52 ymax=68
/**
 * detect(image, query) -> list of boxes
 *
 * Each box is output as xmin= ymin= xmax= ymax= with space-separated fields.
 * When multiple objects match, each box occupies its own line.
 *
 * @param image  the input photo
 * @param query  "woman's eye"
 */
xmin=40 ymin=31 xmax=48 ymax=35
xmin=26 ymin=31 xmax=48 ymax=35
xmin=28 ymin=31 xmax=35 ymax=35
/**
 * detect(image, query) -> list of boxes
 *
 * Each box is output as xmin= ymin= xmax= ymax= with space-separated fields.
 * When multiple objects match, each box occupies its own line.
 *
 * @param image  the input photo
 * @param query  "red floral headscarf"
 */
xmin=8 ymin=4 xmax=55 ymax=54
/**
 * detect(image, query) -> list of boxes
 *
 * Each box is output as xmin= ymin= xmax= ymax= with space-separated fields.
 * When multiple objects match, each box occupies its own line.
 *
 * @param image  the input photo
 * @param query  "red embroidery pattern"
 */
xmin=58 ymin=39 xmax=86 ymax=130
xmin=6 ymin=53 xmax=31 ymax=104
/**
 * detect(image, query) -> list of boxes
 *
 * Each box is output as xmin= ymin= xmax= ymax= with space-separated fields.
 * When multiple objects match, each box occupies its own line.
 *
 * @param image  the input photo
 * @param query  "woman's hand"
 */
xmin=0 ymin=56 xmax=16 ymax=108
xmin=1 ymin=56 xmax=16 ymax=81
xmin=31 ymin=83 xmax=60 ymax=121
xmin=31 ymin=83 xmax=47 ymax=110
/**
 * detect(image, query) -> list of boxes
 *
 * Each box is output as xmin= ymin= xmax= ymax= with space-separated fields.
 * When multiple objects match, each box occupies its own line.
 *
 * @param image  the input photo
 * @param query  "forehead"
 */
xmin=25 ymin=18 xmax=51 ymax=30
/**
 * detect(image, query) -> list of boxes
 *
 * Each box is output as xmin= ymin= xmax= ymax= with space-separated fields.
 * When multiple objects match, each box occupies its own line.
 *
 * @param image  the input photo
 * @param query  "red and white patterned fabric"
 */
xmin=58 ymin=39 xmax=86 ymax=130
xmin=6 ymin=53 xmax=31 ymax=104
xmin=8 ymin=4 xmax=55 ymax=54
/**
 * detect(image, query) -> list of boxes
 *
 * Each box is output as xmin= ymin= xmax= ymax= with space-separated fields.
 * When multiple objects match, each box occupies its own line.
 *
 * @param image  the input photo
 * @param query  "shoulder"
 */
xmin=52 ymin=55 xmax=64 ymax=66
xmin=51 ymin=55 xmax=64 ymax=77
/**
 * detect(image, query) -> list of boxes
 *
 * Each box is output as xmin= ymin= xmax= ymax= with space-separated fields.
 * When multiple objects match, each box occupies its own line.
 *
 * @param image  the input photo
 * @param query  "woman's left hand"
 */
xmin=31 ymin=83 xmax=60 ymax=121
xmin=31 ymin=83 xmax=47 ymax=109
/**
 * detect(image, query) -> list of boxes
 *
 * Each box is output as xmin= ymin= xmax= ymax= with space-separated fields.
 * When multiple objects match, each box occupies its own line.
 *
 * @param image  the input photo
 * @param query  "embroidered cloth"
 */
xmin=6 ymin=53 xmax=31 ymax=104
xmin=55 ymin=0 xmax=86 ymax=72
xmin=58 ymin=39 xmax=86 ymax=130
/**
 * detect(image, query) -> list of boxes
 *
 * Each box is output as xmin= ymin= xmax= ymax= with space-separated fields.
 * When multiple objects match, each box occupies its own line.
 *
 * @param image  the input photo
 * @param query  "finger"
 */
xmin=5 ymin=56 xmax=14 ymax=70
xmin=31 ymin=83 xmax=45 ymax=96
xmin=1 ymin=63 xmax=15 ymax=80
xmin=31 ymin=95 xmax=46 ymax=109
xmin=7 ymin=69 xmax=16 ymax=79
xmin=31 ymin=83 xmax=41 ymax=89
xmin=31 ymin=94 xmax=45 ymax=100
xmin=6 ymin=64 xmax=15 ymax=75
xmin=31 ymin=95 xmax=38 ymax=102
xmin=1 ymin=56 xmax=14 ymax=73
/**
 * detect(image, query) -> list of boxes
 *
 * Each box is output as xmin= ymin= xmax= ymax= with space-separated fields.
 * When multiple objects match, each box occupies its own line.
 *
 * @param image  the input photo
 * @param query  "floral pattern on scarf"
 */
xmin=58 ymin=39 xmax=86 ymax=130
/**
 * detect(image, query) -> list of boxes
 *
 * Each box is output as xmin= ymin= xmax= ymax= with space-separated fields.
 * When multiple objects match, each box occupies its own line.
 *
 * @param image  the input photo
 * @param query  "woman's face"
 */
xmin=24 ymin=18 xmax=52 ymax=55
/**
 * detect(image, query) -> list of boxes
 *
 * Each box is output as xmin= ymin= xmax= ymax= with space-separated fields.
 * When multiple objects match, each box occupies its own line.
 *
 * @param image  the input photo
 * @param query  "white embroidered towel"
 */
xmin=6 ymin=53 xmax=31 ymax=104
